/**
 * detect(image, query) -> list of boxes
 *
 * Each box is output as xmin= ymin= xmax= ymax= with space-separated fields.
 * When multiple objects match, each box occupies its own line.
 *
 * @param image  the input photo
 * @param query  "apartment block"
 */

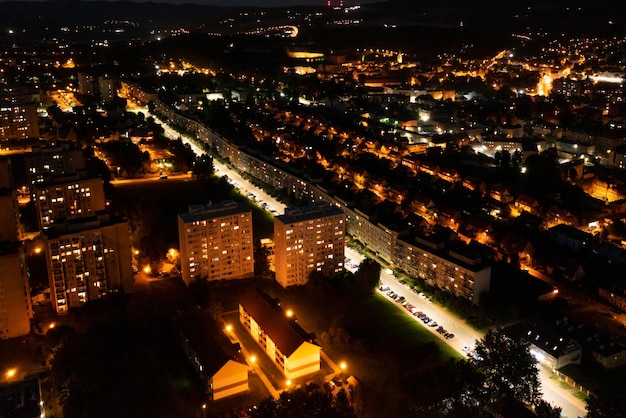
xmin=0 ymin=99 xmax=39 ymax=140
xmin=0 ymin=243 xmax=32 ymax=340
xmin=24 ymin=145 xmax=85 ymax=187
xmin=394 ymin=235 xmax=491 ymax=304
xmin=274 ymin=202 xmax=345 ymax=288
xmin=43 ymin=214 xmax=132 ymax=315
xmin=178 ymin=200 xmax=254 ymax=286
xmin=239 ymin=288 xmax=320 ymax=380
xmin=34 ymin=176 xmax=106 ymax=229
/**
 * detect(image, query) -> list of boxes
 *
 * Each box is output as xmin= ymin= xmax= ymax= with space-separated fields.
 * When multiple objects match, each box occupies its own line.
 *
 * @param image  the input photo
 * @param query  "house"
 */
xmin=515 ymin=194 xmax=541 ymax=215
xmin=545 ymin=256 xmax=585 ymax=282
xmin=177 ymin=309 xmax=248 ymax=401
xmin=499 ymin=232 xmax=534 ymax=266
xmin=504 ymin=322 xmax=582 ymax=370
xmin=239 ymin=289 xmax=321 ymax=380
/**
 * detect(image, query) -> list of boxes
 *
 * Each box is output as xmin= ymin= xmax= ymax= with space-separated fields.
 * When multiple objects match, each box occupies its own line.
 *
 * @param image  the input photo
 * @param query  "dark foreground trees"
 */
xmin=251 ymin=384 xmax=356 ymax=418
xmin=470 ymin=329 xmax=541 ymax=409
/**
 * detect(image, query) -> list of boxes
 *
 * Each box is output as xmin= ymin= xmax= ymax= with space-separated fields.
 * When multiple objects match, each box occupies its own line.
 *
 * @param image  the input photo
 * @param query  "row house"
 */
xmin=239 ymin=289 xmax=320 ymax=380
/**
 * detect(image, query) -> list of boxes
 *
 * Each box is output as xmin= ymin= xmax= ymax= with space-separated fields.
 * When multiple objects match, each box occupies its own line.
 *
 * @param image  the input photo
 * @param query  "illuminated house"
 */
xmin=178 ymin=309 xmax=248 ymax=401
xmin=34 ymin=176 xmax=106 ymax=229
xmin=43 ymin=213 xmax=132 ymax=315
xmin=274 ymin=202 xmax=345 ymax=287
xmin=178 ymin=200 xmax=254 ymax=286
xmin=239 ymin=289 xmax=320 ymax=380
xmin=0 ymin=243 xmax=32 ymax=340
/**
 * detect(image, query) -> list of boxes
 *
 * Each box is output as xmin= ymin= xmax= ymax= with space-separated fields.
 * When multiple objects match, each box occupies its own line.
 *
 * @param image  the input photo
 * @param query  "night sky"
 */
xmin=86 ymin=0 xmax=382 ymax=7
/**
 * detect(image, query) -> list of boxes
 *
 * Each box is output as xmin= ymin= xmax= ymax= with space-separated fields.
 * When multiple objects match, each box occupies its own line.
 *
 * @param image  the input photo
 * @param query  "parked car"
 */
xmin=379 ymin=285 xmax=390 ymax=291
xmin=444 ymin=333 xmax=455 ymax=340
xmin=428 ymin=322 xmax=438 ymax=327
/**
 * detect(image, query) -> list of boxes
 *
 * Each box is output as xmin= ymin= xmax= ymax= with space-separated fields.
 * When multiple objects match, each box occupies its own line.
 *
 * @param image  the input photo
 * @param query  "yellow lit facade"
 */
xmin=34 ymin=177 xmax=106 ymax=229
xmin=0 ymin=246 xmax=32 ymax=340
xmin=274 ymin=202 xmax=345 ymax=288
xmin=44 ymin=216 xmax=133 ymax=315
xmin=178 ymin=200 xmax=254 ymax=286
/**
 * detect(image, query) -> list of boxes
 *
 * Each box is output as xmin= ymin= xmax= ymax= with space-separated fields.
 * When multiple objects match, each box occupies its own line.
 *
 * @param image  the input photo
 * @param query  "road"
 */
xmin=379 ymin=274 xmax=587 ymax=418
xmin=144 ymin=108 xmax=588 ymax=418
xmin=110 ymin=172 xmax=193 ymax=185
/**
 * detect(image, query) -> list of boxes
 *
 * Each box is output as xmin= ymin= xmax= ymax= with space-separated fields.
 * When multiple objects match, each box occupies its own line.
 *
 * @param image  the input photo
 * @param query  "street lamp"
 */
xmin=225 ymin=324 xmax=233 ymax=332
xmin=5 ymin=368 xmax=17 ymax=380
xmin=286 ymin=309 xmax=294 ymax=318
xmin=201 ymin=403 xmax=206 ymax=418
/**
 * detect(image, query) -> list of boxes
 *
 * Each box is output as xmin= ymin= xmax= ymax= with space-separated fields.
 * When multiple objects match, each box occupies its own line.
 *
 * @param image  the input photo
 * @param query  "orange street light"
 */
xmin=5 ymin=368 xmax=17 ymax=379
xmin=225 ymin=324 xmax=233 ymax=332
xmin=286 ymin=309 xmax=294 ymax=318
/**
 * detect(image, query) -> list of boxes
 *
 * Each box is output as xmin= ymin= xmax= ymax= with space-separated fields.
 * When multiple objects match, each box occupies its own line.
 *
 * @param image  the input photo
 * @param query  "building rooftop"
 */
xmin=176 ymin=308 xmax=243 ymax=376
xmin=179 ymin=199 xmax=250 ymax=223
xmin=239 ymin=288 xmax=316 ymax=357
xmin=276 ymin=201 xmax=343 ymax=224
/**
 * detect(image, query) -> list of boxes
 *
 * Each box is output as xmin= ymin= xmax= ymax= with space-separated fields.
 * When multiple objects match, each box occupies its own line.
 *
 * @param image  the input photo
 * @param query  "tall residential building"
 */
xmin=0 ymin=99 xmax=39 ymax=141
xmin=178 ymin=200 xmax=254 ymax=286
xmin=43 ymin=214 xmax=132 ymax=315
xmin=34 ymin=176 xmax=106 ymax=229
xmin=274 ymin=202 xmax=345 ymax=288
xmin=24 ymin=144 xmax=85 ymax=187
xmin=0 ymin=243 xmax=32 ymax=340
xmin=98 ymin=77 xmax=117 ymax=103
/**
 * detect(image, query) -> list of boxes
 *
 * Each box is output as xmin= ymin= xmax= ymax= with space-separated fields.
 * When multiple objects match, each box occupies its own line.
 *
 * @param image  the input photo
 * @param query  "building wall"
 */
xmin=0 ymin=193 xmax=20 ymax=242
xmin=178 ymin=201 xmax=254 ymax=285
xmin=0 ymin=101 xmax=39 ymax=140
xmin=285 ymin=342 xmax=321 ymax=379
xmin=239 ymin=304 xmax=320 ymax=379
xmin=211 ymin=361 xmax=249 ymax=400
xmin=274 ymin=204 xmax=345 ymax=287
xmin=45 ymin=220 xmax=132 ymax=315
xmin=24 ymin=146 xmax=85 ymax=186
xmin=34 ymin=177 xmax=106 ymax=229
xmin=0 ymin=249 xmax=32 ymax=340
xmin=394 ymin=238 xmax=491 ymax=304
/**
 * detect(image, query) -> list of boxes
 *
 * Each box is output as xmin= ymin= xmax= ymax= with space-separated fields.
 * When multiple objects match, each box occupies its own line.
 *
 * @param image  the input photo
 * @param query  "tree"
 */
xmin=586 ymin=369 xmax=626 ymax=418
xmin=192 ymin=154 xmax=214 ymax=180
xmin=470 ymin=329 xmax=541 ymax=407
xmin=251 ymin=384 xmax=356 ymax=418
xmin=534 ymin=400 xmax=562 ymax=418
xmin=354 ymin=259 xmax=381 ymax=293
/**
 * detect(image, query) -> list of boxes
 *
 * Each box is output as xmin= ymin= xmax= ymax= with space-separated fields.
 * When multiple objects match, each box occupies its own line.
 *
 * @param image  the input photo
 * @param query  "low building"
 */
xmin=177 ymin=309 xmax=248 ymax=401
xmin=504 ymin=322 xmax=582 ymax=370
xmin=0 ymin=376 xmax=43 ymax=418
xmin=239 ymin=289 xmax=320 ymax=380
